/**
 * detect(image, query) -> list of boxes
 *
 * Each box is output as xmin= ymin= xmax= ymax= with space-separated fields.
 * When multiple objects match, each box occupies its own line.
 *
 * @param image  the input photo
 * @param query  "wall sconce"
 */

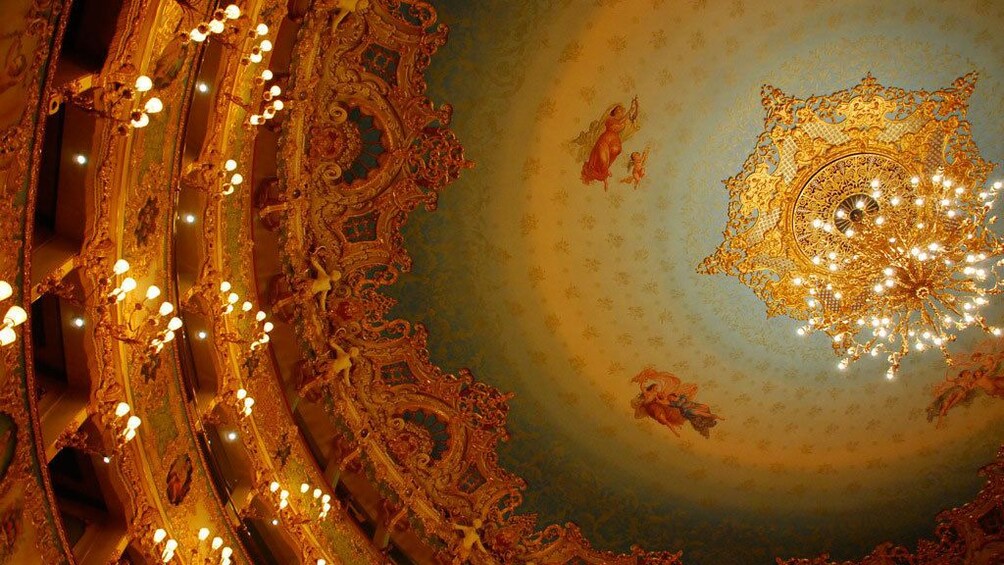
xmin=0 ymin=281 xmax=27 ymax=347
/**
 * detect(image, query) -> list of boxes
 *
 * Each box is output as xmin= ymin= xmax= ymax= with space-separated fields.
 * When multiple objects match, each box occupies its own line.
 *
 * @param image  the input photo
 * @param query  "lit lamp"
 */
xmin=0 ymin=281 xmax=26 ymax=347
xmin=700 ymin=73 xmax=1003 ymax=377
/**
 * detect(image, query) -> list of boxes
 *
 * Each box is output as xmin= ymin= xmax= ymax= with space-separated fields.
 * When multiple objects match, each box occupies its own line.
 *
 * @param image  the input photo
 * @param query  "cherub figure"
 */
xmin=927 ymin=345 xmax=1004 ymax=426
xmin=326 ymin=339 xmax=360 ymax=384
xmin=452 ymin=518 xmax=488 ymax=564
xmin=298 ymin=339 xmax=360 ymax=400
xmin=309 ymin=257 xmax=341 ymax=309
xmin=620 ymin=147 xmax=649 ymax=188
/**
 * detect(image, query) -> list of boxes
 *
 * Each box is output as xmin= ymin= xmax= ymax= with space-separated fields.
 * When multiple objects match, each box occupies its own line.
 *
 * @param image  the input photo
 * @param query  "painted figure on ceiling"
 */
xmin=926 ymin=340 xmax=1004 ymax=426
xmin=630 ymin=367 xmax=722 ymax=438
xmin=572 ymin=97 xmax=640 ymax=190
xmin=620 ymin=146 xmax=650 ymax=188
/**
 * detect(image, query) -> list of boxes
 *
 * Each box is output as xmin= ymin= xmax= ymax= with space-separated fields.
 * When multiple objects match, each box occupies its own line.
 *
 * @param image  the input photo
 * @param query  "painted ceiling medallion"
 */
xmin=700 ymin=73 xmax=1003 ymax=377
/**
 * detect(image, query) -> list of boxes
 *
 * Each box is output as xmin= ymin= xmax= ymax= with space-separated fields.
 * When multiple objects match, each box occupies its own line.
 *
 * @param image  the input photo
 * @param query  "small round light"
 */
xmin=197 ymin=330 xmax=207 ymax=340
xmin=144 ymin=97 xmax=164 ymax=114
xmin=226 ymin=431 xmax=237 ymax=441
xmin=183 ymin=213 xmax=196 ymax=224
xmin=72 ymin=317 xmax=85 ymax=328
xmin=224 ymin=159 xmax=238 ymax=171
xmin=196 ymin=82 xmax=209 ymax=93
xmin=73 ymin=154 xmax=87 ymax=165
xmin=255 ymin=23 xmax=269 ymax=36
xmin=260 ymin=39 xmax=273 ymax=52
xmin=224 ymin=4 xmax=241 ymax=19
xmin=135 ymin=75 xmax=153 ymax=92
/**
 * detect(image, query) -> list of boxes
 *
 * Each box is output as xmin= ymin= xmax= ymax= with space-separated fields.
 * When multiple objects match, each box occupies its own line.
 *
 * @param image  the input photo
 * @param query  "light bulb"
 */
xmin=153 ymin=528 xmax=167 ymax=544
xmin=273 ymin=99 xmax=284 ymax=111
xmin=159 ymin=302 xmax=174 ymax=316
xmin=260 ymin=39 xmax=273 ymax=52
xmin=227 ymin=292 xmax=239 ymax=304
xmin=269 ymin=481 xmax=280 ymax=492
xmin=135 ymin=75 xmax=153 ymax=92
xmin=167 ymin=317 xmax=183 ymax=331
xmin=197 ymin=330 xmax=207 ymax=340
xmin=236 ymin=388 xmax=247 ymax=399
xmin=189 ymin=29 xmax=207 ymax=42
xmin=300 ymin=483 xmax=309 ymax=493
xmin=130 ymin=112 xmax=150 ymax=128
xmin=1 ymin=327 xmax=17 ymax=346
xmin=144 ymin=97 xmax=164 ymax=114
xmin=224 ymin=159 xmax=237 ymax=171
xmin=263 ymin=322 xmax=274 ymax=333
xmin=255 ymin=23 xmax=269 ymax=36
xmin=224 ymin=4 xmax=241 ymax=19
xmin=126 ymin=415 xmax=141 ymax=429
xmin=261 ymin=69 xmax=273 ymax=81
xmin=120 ymin=277 xmax=137 ymax=292
xmin=164 ymin=539 xmax=178 ymax=552
xmin=198 ymin=527 xmax=210 ymax=540
xmin=241 ymin=301 xmax=253 ymax=312
xmin=208 ymin=19 xmax=225 ymax=34
xmin=230 ymin=173 xmax=243 ymax=185
xmin=115 ymin=402 xmax=130 ymax=417
xmin=4 ymin=306 xmax=26 ymax=327
xmin=269 ymin=85 xmax=281 ymax=97
xmin=255 ymin=311 xmax=266 ymax=322
xmin=145 ymin=285 xmax=161 ymax=300
xmin=249 ymin=52 xmax=263 ymax=63
xmin=0 ymin=281 xmax=11 ymax=301
xmin=211 ymin=537 xmax=223 ymax=550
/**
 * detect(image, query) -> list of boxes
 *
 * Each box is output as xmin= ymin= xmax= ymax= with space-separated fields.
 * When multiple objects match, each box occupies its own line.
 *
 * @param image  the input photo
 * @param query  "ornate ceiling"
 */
xmin=385 ymin=0 xmax=1004 ymax=562
xmin=0 ymin=0 xmax=1003 ymax=564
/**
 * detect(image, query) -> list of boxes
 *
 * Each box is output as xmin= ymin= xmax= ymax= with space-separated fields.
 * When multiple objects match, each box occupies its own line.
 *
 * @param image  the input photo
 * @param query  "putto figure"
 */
xmin=571 ymin=97 xmax=640 ymax=190
xmin=630 ymin=367 xmax=722 ymax=438
xmin=620 ymin=146 xmax=650 ymax=188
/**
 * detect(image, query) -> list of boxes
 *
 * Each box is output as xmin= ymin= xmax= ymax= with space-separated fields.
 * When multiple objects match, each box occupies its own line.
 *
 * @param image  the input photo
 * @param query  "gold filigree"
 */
xmin=700 ymin=73 xmax=1002 ymax=376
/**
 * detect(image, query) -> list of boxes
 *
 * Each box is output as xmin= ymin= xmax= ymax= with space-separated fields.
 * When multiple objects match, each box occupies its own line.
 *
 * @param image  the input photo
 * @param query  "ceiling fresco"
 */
xmin=385 ymin=0 xmax=1004 ymax=562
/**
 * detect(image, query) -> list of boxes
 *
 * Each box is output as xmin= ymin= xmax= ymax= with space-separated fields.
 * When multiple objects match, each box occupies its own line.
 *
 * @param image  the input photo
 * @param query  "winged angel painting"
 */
xmin=631 ymin=367 xmax=723 ymax=438
xmin=570 ymin=97 xmax=642 ymax=190
xmin=926 ymin=339 xmax=1004 ymax=426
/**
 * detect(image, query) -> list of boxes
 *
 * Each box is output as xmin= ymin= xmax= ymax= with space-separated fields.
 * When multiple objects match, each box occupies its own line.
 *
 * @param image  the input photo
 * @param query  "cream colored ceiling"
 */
xmin=387 ymin=0 xmax=1004 ymax=562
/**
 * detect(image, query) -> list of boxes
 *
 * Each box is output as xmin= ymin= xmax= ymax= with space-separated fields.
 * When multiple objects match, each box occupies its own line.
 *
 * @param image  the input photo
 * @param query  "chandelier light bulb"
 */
xmin=159 ymin=302 xmax=174 ymax=316
xmin=208 ymin=19 xmax=225 ymax=34
xmin=198 ymin=527 xmax=210 ymax=541
xmin=112 ymin=259 xmax=130 ymax=275
xmin=120 ymin=277 xmax=137 ymax=293
xmin=167 ymin=317 xmax=183 ymax=332
xmin=135 ymin=75 xmax=153 ymax=92
xmin=236 ymin=388 xmax=247 ymax=400
xmin=130 ymin=112 xmax=150 ymax=128
xmin=153 ymin=528 xmax=167 ymax=544
xmin=211 ymin=537 xmax=223 ymax=550
xmin=224 ymin=159 xmax=238 ymax=171
xmin=255 ymin=310 xmax=266 ymax=322
xmin=260 ymin=39 xmax=273 ymax=52
xmin=224 ymin=4 xmax=240 ymax=19
xmin=114 ymin=402 xmax=131 ymax=417
xmin=145 ymin=285 xmax=161 ymax=300
xmin=256 ymin=23 xmax=269 ymax=36
xmin=0 ymin=281 xmax=11 ymax=302
xmin=144 ymin=97 xmax=164 ymax=114
xmin=269 ymin=85 xmax=281 ymax=97
xmin=3 ymin=306 xmax=25 ymax=327
xmin=0 ymin=328 xmax=15 ymax=346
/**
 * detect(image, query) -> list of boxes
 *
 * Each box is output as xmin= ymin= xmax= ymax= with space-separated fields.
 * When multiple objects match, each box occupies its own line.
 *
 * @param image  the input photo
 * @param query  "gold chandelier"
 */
xmin=700 ymin=73 xmax=1003 ymax=378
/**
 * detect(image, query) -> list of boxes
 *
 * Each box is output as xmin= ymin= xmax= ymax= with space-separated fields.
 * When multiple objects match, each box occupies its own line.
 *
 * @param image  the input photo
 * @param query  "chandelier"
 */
xmin=700 ymin=73 xmax=1003 ymax=378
